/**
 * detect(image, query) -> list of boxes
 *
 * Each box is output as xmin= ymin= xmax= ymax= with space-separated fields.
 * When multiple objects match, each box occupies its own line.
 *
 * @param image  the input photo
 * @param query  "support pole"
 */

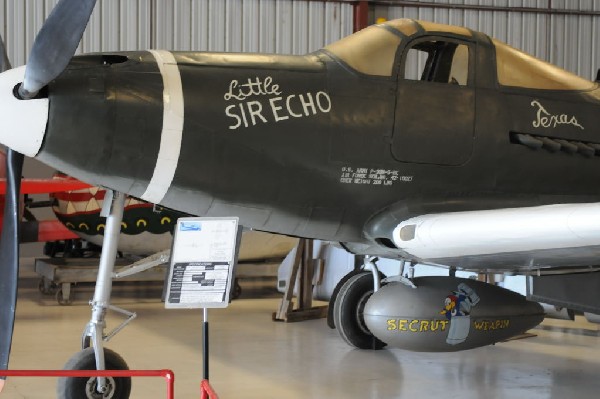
xmin=273 ymin=239 xmax=328 ymax=322
xmin=203 ymin=308 xmax=209 ymax=381
xmin=299 ymin=239 xmax=314 ymax=309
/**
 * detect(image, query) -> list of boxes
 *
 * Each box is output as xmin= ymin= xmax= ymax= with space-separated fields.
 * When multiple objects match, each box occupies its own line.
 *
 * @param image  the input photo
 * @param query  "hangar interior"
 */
xmin=5 ymin=260 xmax=600 ymax=398
xmin=1 ymin=0 xmax=599 ymax=398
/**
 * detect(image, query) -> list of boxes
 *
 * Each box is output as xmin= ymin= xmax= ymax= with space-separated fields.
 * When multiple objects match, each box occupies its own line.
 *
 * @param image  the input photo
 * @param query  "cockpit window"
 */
xmin=493 ymin=39 xmax=594 ymax=91
xmin=324 ymin=25 xmax=402 ymax=77
xmin=404 ymin=40 xmax=470 ymax=85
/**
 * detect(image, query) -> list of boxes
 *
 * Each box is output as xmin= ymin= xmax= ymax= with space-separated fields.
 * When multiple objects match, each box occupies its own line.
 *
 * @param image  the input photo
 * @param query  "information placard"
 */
xmin=165 ymin=217 xmax=241 ymax=309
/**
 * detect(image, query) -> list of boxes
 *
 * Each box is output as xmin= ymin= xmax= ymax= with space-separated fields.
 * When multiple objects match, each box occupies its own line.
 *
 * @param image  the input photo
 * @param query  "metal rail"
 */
xmin=374 ymin=0 xmax=600 ymax=16
xmin=322 ymin=0 xmax=600 ymax=17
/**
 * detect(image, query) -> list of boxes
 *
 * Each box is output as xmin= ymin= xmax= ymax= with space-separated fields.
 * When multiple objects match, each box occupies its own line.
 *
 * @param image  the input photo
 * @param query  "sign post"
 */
xmin=165 ymin=217 xmax=241 ymax=397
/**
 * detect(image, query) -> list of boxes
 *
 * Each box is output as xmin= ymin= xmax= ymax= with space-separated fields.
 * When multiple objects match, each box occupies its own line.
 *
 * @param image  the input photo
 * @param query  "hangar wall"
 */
xmin=376 ymin=0 xmax=600 ymax=80
xmin=2 ymin=0 xmax=599 ymax=79
xmin=0 ymin=0 xmax=353 ymax=67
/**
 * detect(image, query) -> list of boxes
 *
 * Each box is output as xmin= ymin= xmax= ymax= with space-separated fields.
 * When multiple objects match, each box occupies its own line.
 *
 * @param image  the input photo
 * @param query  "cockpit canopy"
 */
xmin=323 ymin=21 xmax=405 ymax=76
xmin=323 ymin=18 xmax=595 ymax=91
xmin=493 ymin=39 xmax=595 ymax=91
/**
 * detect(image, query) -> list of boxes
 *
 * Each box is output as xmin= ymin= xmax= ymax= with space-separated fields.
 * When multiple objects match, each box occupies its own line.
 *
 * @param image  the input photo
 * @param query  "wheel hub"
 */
xmin=355 ymin=290 xmax=373 ymax=335
xmin=85 ymin=376 xmax=116 ymax=399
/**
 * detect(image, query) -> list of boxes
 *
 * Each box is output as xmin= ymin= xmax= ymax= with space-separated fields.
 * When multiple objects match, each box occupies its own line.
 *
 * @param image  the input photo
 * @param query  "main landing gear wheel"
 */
xmin=333 ymin=272 xmax=387 ymax=350
xmin=327 ymin=269 xmax=366 ymax=329
xmin=57 ymin=347 xmax=132 ymax=399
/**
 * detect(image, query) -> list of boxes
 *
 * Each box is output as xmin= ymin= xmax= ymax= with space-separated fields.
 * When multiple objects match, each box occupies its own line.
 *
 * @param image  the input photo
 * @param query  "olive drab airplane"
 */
xmin=1 ymin=0 xmax=600 ymax=396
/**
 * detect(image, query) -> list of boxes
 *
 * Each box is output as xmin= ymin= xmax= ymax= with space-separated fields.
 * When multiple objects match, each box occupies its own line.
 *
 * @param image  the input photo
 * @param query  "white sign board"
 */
xmin=165 ymin=217 xmax=241 ymax=309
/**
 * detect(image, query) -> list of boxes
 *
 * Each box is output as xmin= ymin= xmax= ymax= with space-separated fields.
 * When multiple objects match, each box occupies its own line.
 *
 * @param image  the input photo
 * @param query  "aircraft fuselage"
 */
xmin=30 ymin=30 xmax=600 ymax=266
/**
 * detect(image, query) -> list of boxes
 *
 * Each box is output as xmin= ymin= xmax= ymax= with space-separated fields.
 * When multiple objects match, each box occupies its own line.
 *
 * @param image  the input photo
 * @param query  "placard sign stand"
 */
xmin=164 ymin=217 xmax=241 ymax=398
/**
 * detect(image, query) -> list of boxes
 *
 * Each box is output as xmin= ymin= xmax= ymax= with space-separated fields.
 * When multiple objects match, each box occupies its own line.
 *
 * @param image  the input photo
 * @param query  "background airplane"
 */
xmin=50 ymin=175 xmax=297 ymax=260
xmin=1 ymin=164 xmax=297 ymax=303
xmin=1 ymin=1 xmax=600 ymax=397
xmin=0 ymin=151 xmax=90 ymax=244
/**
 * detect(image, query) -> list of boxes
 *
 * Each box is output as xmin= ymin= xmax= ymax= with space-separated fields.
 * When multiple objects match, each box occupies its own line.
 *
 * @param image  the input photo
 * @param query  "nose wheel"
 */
xmin=57 ymin=347 xmax=131 ymax=399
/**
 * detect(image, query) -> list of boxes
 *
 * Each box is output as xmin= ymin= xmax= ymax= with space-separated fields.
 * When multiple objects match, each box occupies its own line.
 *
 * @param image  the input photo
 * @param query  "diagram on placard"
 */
xmin=165 ymin=217 xmax=240 ymax=309
xmin=168 ymin=262 xmax=230 ymax=304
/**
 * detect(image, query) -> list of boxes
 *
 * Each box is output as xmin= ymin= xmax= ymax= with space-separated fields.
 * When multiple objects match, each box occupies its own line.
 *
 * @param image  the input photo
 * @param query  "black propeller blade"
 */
xmin=0 ymin=0 xmax=99 ymax=385
xmin=1 ymin=0 xmax=99 ymax=383
xmin=0 ymin=149 xmax=23 ymax=381
xmin=0 ymin=32 xmax=19 ymax=388
xmin=19 ymin=0 xmax=97 ymax=99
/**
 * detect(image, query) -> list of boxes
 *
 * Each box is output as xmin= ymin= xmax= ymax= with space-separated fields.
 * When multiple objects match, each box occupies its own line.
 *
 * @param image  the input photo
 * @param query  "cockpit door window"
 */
xmin=391 ymin=38 xmax=475 ymax=166
xmin=403 ymin=40 xmax=471 ymax=85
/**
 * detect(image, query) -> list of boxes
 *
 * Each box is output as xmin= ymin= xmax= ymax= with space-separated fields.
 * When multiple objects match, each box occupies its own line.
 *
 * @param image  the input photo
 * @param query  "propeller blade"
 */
xmin=0 ymin=32 xmax=18 ymax=391
xmin=0 ymin=149 xmax=23 ymax=382
xmin=20 ymin=0 xmax=97 ymax=98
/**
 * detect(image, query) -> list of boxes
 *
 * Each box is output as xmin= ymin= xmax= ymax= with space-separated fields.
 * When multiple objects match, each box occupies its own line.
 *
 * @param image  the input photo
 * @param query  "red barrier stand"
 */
xmin=200 ymin=379 xmax=220 ymax=399
xmin=0 ymin=369 xmax=175 ymax=399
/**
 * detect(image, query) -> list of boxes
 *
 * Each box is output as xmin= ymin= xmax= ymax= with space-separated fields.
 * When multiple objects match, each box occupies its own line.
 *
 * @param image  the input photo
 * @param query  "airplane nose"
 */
xmin=0 ymin=66 xmax=49 ymax=157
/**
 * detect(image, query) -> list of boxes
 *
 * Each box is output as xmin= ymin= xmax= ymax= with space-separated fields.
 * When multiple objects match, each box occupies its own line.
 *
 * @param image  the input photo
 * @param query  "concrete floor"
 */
xmin=2 ymin=258 xmax=600 ymax=398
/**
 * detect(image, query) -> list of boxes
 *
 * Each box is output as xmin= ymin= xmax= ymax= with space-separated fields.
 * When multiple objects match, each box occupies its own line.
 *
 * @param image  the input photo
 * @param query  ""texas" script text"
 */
xmin=531 ymin=100 xmax=584 ymax=130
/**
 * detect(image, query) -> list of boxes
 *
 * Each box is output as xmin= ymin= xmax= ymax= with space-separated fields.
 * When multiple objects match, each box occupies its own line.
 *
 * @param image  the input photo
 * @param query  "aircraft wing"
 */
xmin=0 ymin=176 xmax=90 ymax=243
xmin=20 ymin=220 xmax=79 ymax=243
xmin=0 ymin=176 xmax=91 ymax=195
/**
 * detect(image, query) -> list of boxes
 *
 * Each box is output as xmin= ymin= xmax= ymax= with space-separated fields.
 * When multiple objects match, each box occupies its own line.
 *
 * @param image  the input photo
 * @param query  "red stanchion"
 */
xmin=200 ymin=379 xmax=219 ymax=399
xmin=0 ymin=369 xmax=175 ymax=399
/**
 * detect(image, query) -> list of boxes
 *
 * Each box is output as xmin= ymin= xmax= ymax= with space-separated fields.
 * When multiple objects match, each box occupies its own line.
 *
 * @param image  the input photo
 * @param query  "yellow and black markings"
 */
xmin=387 ymin=319 xmax=449 ymax=332
xmin=386 ymin=318 xmax=511 ymax=333
xmin=473 ymin=319 xmax=510 ymax=331
xmin=57 ymin=206 xmax=180 ymax=235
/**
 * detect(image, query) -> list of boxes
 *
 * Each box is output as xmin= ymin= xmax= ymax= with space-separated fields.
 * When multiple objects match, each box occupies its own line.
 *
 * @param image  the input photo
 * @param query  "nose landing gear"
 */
xmin=58 ymin=191 xmax=133 ymax=398
xmin=57 ymin=347 xmax=131 ymax=399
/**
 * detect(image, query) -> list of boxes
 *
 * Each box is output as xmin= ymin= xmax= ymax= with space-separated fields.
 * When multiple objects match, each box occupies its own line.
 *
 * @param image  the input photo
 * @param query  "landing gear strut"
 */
xmin=58 ymin=191 xmax=133 ymax=398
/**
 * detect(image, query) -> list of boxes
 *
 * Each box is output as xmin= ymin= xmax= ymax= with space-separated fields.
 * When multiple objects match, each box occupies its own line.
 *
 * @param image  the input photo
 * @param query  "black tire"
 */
xmin=57 ymin=347 xmax=132 ymax=399
xmin=327 ymin=269 xmax=369 ymax=329
xmin=333 ymin=272 xmax=387 ymax=350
